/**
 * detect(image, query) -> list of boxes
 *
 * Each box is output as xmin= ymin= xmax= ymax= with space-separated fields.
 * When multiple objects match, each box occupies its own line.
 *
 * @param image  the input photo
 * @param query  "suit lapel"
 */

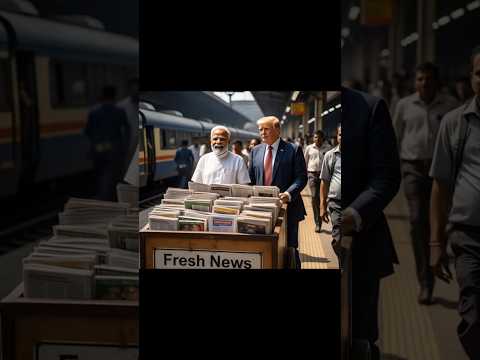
xmin=271 ymin=139 xmax=285 ymax=184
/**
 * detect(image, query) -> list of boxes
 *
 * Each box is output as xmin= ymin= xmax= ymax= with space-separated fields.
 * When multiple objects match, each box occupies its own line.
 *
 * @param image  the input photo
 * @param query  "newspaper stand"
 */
xmin=0 ymin=283 xmax=138 ymax=360
xmin=140 ymin=206 xmax=288 ymax=269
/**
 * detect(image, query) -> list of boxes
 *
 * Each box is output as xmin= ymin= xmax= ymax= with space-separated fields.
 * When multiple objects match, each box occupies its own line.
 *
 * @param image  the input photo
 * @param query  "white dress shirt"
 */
xmin=191 ymin=151 xmax=251 ymax=185
xmin=262 ymin=138 xmax=281 ymax=169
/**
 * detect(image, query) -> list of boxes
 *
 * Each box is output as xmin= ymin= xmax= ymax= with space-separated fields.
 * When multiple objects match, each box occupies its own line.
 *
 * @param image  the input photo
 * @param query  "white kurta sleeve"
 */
xmin=237 ymin=157 xmax=251 ymax=184
xmin=191 ymin=156 xmax=204 ymax=183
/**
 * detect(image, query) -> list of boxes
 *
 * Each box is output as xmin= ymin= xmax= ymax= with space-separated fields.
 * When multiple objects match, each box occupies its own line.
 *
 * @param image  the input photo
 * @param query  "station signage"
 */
xmin=154 ymin=249 xmax=262 ymax=269
xmin=290 ymin=102 xmax=305 ymax=116
xmin=361 ymin=0 xmax=392 ymax=26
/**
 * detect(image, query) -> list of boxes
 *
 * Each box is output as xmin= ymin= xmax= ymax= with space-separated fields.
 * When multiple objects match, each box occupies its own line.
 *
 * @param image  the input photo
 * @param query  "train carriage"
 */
xmin=0 ymin=10 xmax=138 ymax=197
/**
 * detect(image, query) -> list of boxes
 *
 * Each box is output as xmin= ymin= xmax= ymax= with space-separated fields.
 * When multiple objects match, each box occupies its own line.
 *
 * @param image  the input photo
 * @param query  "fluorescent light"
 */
xmin=286 ymin=106 xmax=291 ymax=112
xmin=451 ymin=8 xmax=465 ymax=19
xmin=341 ymin=27 xmax=350 ymax=38
xmin=467 ymin=0 xmax=480 ymax=11
xmin=298 ymin=124 xmax=304 ymax=129
xmin=329 ymin=107 xmax=335 ymax=113
xmin=380 ymin=49 xmax=390 ymax=57
xmin=437 ymin=16 xmax=450 ymax=26
xmin=432 ymin=21 xmax=439 ymax=30
xmin=349 ymin=6 xmax=360 ymax=20
xmin=282 ymin=115 xmax=287 ymax=120
xmin=410 ymin=32 xmax=419 ymax=41
xmin=322 ymin=111 xmax=328 ymax=116
xmin=291 ymin=91 xmax=300 ymax=101
xmin=400 ymin=32 xmax=418 ymax=47
xmin=335 ymin=104 xmax=341 ymax=109
xmin=308 ymin=117 xmax=315 ymax=124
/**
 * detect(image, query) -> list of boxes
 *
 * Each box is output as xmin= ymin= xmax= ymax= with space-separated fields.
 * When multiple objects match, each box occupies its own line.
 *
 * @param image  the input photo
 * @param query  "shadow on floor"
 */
xmin=381 ymin=354 xmax=408 ymax=360
xmin=434 ymin=297 xmax=458 ymax=310
xmin=299 ymin=252 xmax=330 ymax=263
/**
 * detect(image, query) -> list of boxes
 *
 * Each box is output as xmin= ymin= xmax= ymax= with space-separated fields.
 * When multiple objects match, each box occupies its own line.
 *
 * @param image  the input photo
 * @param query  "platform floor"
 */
xmin=298 ymin=189 xmax=338 ymax=269
xmin=379 ymin=184 xmax=467 ymax=360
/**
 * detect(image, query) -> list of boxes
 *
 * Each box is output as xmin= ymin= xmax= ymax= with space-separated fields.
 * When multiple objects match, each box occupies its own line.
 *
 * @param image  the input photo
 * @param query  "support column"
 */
xmin=417 ymin=0 xmax=436 ymax=64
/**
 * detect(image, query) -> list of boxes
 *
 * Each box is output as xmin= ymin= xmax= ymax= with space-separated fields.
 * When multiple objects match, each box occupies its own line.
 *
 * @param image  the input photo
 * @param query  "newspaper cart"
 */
xmin=140 ymin=206 xmax=288 ymax=269
xmin=0 ymin=283 xmax=138 ymax=360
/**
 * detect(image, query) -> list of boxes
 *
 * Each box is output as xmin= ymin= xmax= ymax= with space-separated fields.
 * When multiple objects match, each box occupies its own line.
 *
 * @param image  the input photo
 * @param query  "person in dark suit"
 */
xmin=249 ymin=116 xmax=307 ymax=269
xmin=342 ymin=87 xmax=401 ymax=359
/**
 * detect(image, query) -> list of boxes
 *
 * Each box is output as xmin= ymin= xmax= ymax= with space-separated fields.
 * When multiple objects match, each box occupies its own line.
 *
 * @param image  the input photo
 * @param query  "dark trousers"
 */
xmin=92 ymin=150 xmax=124 ymax=201
xmin=328 ymin=199 xmax=342 ymax=244
xmin=287 ymin=218 xmax=301 ymax=269
xmin=352 ymin=270 xmax=381 ymax=360
xmin=308 ymin=172 xmax=321 ymax=228
xmin=401 ymin=160 xmax=434 ymax=291
xmin=450 ymin=226 xmax=480 ymax=359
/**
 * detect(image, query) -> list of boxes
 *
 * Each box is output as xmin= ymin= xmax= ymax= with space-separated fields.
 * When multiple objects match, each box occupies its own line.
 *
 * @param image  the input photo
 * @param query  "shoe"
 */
xmin=315 ymin=225 xmax=321 ymax=233
xmin=418 ymin=287 xmax=433 ymax=305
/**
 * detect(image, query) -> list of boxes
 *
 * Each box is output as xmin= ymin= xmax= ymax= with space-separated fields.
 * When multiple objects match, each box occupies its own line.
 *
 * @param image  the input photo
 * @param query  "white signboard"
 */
xmin=36 ymin=343 xmax=138 ymax=360
xmin=154 ymin=249 xmax=262 ymax=269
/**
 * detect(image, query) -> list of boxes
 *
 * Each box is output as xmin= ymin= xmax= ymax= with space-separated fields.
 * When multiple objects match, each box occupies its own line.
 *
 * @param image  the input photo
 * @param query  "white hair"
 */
xmin=210 ymin=125 xmax=231 ymax=139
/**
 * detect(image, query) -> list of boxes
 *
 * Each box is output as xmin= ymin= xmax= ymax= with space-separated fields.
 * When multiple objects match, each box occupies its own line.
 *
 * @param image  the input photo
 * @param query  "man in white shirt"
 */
xmin=304 ymin=130 xmax=332 ymax=232
xmin=188 ymin=139 xmax=201 ymax=169
xmin=191 ymin=126 xmax=251 ymax=185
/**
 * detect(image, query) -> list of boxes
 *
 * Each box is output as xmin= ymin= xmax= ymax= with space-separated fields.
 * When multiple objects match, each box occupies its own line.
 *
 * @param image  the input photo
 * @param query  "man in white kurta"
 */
xmin=191 ymin=126 xmax=250 ymax=185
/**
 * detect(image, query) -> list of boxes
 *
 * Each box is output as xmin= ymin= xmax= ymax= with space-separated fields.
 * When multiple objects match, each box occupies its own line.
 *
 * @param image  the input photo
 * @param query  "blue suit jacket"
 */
xmin=249 ymin=139 xmax=307 ymax=223
xmin=342 ymin=87 xmax=401 ymax=278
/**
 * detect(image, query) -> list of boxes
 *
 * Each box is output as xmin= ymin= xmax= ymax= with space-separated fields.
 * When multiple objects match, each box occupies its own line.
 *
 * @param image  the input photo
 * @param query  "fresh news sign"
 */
xmin=154 ymin=249 xmax=262 ymax=269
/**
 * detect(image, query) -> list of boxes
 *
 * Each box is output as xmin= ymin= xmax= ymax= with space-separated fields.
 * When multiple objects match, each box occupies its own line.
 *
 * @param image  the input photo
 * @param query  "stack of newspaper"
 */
xmin=184 ymin=197 xmax=213 ymax=212
xmin=231 ymin=184 xmax=254 ymax=197
xmin=212 ymin=199 xmax=244 ymax=215
xmin=58 ymin=198 xmax=131 ymax=226
xmin=252 ymin=186 xmax=280 ymax=197
xmin=163 ymin=187 xmax=192 ymax=200
xmin=22 ymin=197 xmax=139 ymax=300
xmin=107 ymin=214 xmax=139 ymax=252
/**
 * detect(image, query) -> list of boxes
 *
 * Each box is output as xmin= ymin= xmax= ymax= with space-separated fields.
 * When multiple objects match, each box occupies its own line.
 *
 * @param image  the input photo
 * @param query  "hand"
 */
xmin=430 ymin=245 xmax=453 ymax=283
xmin=279 ymin=192 xmax=289 ymax=204
xmin=320 ymin=206 xmax=329 ymax=223
xmin=341 ymin=209 xmax=355 ymax=235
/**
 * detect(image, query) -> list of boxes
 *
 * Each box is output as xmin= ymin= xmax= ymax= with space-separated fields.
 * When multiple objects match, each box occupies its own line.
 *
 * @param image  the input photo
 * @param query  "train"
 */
xmin=0 ymin=9 xmax=138 ymax=198
xmin=139 ymin=107 xmax=260 ymax=189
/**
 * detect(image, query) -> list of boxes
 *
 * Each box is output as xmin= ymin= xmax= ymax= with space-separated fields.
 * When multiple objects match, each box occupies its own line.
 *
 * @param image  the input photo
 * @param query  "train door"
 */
xmin=15 ymin=51 xmax=40 ymax=188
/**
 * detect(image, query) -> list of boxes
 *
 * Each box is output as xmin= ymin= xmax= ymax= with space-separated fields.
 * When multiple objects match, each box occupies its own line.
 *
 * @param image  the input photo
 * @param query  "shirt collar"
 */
xmin=333 ymin=145 xmax=341 ymax=154
xmin=267 ymin=137 xmax=281 ymax=151
xmin=463 ymin=95 xmax=480 ymax=119
xmin=412 ymin=91 xmax=445 ymax=107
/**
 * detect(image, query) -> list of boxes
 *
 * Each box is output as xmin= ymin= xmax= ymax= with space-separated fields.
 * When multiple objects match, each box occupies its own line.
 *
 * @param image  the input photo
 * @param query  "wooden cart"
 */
xmin=140 ymin=207 xmax=288 ymax=269
xmin=0 ymin=283 xmax=138 ymax=360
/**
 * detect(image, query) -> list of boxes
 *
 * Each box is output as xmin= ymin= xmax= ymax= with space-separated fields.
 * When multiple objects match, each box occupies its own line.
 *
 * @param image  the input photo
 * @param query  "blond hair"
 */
xmin=257 ymin=116 xmax=280 ymax=129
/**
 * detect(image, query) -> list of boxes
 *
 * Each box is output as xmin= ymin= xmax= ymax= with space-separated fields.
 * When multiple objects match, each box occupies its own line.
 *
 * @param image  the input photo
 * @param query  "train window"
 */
xmin=163 ymin=130 xmax=177 ymax=149
xmin=50 ymin=60 xmax=88 ymax=107
xmin=0 ymin=60 xmax=12 ymax=112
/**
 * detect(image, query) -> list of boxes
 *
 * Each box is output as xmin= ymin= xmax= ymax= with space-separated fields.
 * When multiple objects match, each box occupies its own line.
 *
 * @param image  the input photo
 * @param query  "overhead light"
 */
xmin=380 ymin=49 xmax=390 ymax=57
xmin=341 ymin=27 xmax=350 ymax=38
xmin=298 ymin=124 xmax=304 ymax=129
xmin=467 ymin=0 xmax=480 ymax=11
xmin=282 ymin=115 xmax=287 ymax=120
xmin=349 ymin=6 xmax=360 ymax=20
xmin=335 ymin=104 xmax=341 ymax=109
xmin=322 ymin=111 xmax=328 ymax=116
xmin=280 ymin=120 xmax=284 ymax=125
xmin=400 ymin=32 xmax=418 ymax=47
xmin=328 ymin=107 xmax=335 ymax=113
xmin=291 ymin=91 xmax=300 ymax=101
xmin=437 ymin=16 xmax=450 ymax=26
xmin=432 ymin=21 xmax=439 ymax=30
xmin=451 ymin=8 xmax=465 ymax=19
xmin=286 ymin=106 xmax=291 ymax=113
xmin=308 ymin=117 xmax=315 ymax=124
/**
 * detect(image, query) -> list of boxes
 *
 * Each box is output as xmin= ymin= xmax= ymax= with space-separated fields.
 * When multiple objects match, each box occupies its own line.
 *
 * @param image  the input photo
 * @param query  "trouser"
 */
xmin=352 ymin=271 xmax=381 ymax=360
xmin=401 ymin=159 xmax=434 ymax=291
xmin=449 ymin=225 xmax=480 ymax=359
xmin=308 ymin=171 xmax=321 ymax=227
xmin=287 ymin=218 xmax=301 ymax=269
xmin=93 ymin=151 xmax=125 ymax=201
xmin=328 ymin=199 xmax=344 ymax=269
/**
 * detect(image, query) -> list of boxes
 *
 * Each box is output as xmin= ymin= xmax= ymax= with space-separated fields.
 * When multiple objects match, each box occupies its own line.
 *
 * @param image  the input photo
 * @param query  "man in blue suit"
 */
xmin=249 ymin=116 xmax=308 ymax=268
xmin=342 ymin=87 xmax=401 ymax=359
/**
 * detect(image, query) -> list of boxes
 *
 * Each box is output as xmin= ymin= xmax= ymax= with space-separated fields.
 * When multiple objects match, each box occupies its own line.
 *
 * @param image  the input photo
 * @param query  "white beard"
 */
xmin=211 ymin=145 xmax=228 ymax=159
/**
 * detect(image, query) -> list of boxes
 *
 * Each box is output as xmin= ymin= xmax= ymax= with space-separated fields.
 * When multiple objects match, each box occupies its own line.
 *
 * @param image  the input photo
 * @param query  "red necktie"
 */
xmin=264 ymin=145 xmax=273 ymax=186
